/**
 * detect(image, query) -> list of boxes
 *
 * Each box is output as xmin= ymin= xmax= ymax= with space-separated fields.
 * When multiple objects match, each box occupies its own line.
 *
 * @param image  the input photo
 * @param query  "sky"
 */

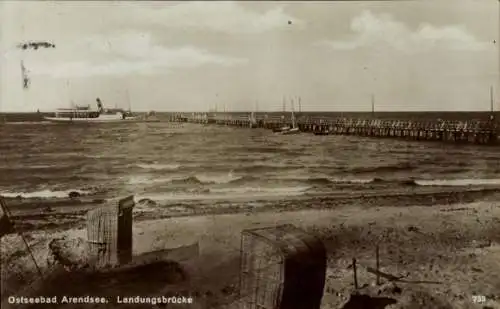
xmin=0 ymin=0 xmax=499 ymax=112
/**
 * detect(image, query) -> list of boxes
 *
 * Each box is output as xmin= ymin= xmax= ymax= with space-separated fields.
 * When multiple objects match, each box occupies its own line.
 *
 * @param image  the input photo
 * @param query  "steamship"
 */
xmin=44 ymin=98 xmax=138 ymax=123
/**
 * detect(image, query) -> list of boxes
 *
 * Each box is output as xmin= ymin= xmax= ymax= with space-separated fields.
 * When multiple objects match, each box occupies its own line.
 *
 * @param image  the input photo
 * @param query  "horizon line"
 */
xmin=1 ymin=110 xmax=500 ymax=114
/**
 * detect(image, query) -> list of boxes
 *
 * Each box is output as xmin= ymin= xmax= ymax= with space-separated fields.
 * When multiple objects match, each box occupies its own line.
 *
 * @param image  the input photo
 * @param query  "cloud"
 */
xmin=317 ymin=10 xmax=492 ymax=52
xmin=16 ymin=32 xmax=247 ymax=78
xmin=128 ymin=1 xmax=304 ymax=34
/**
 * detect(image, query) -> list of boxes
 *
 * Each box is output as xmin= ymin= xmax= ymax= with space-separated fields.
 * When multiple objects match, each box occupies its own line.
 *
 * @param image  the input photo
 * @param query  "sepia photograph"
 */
xmin=0 ymin=1 xmax=499 ymax=308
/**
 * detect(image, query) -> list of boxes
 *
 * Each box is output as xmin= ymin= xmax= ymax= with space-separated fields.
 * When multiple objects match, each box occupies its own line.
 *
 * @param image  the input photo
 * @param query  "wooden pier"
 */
xmin=168 ymin=112 xmax=500 ymax=145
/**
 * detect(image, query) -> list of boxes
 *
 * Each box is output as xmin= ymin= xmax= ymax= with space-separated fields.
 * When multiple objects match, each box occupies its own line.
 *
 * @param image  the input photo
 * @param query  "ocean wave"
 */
xmin=234 ymin=163 xmax=305 ymax=173
xmin=135 ymin=163 xmax=181 ymax=171
xmin=126 ymin=173 xmax=244 ymax=186
xmin=369 ymin=177 xmax=419 ymax=186
xmin=365 ymin=177 xmax=500 ymax=187
xmin=415 ymin=178 xmax=500 ymax=186
xmin=347 ymin=162 xmax=415 ymax=174
xmin=0 ymin=163 xmax=83 ymax=171
xmin=4 ymin=121 xmax=52 ymax=125
xmin=225 ymin=175 xmax=259 ymax=185
xmin=0 ymin=164 xmax=62 ymax=170
xmin=126 ymin=173 xmax=415 ymax=188
xmin=132 ymin=176 xmax=500 ymax=203
xmin=306 ymin=177 xmax=373 ymax=185
xmin=170 ymin=176 xmax=207 ymax=185
xmin=169 ymin=174 xmax=245 ymax=185
xmin=282 ymin=176 xmax=419 ymax=187
xmin=126 ymin=175 xmax=174 ymax=185
xmin=0 ymin=189 xmax=93 ymax=199
xmin=136 ymin=186 xmax=309 ymax=202
xmin=120 ymin=172 xmax=500 ymax=194
xmin=210 ymin=186 xmax=311 ymax=194
xmin=225 ymin=146 xmax=282 ymax=154
xmin=0 ymin=173 xmax=95 ymax=184
xmin=237 ymin=175 xmax=374 ymax=186
xmin=128 ymin=174 xmax=360 ymax=187
xmin=225 ymin=145 xmax=308 ymax=156
xmin=195 ymin=173 xmax=242 ymax=184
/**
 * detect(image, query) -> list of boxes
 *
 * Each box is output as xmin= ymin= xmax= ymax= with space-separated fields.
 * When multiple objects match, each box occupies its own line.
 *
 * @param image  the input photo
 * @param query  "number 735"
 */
xmin=472 ymin=295 xmax=486 ymax=304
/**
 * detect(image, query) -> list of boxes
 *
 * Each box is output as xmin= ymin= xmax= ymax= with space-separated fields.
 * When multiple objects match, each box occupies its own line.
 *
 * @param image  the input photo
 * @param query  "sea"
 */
xmin=1 ymin=112 xmax=499 ymax=204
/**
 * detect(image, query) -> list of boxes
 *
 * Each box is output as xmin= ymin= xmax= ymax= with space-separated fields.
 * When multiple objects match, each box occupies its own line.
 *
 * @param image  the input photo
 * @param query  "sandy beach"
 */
xmin=2 ymin=186 xmax=500 ymax=309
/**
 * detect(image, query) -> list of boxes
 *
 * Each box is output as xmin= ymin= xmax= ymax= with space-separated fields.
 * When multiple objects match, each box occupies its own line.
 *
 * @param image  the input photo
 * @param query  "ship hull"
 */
xmin=273 ymin=126 xmax=291 ymax=133
xmin=281 ymin=128 xmax=300 ymax=135
xmin=44 ymin=116 xmax=140 ymax=123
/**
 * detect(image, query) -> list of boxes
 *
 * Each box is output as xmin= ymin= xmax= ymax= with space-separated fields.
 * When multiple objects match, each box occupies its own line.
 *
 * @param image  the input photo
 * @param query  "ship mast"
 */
xmin=490 ymin=85 xmax=494 ymax=113
xmin=371 ymin=93 xmax=375 ymax=115
xmin=126 ymin=89 xmax=131 ymax=112
xmin=66 ymin=80 xmax=72 ymax=108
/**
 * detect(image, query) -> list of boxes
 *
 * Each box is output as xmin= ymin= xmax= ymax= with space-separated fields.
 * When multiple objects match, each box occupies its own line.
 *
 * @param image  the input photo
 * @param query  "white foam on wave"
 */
xmin=125 ymin=172 xmax=242 ymax=186
xmin=416 ymin=178 xmax=500 ymax=187
xmin=210 ymin=186 xmax=311 ymax=194
xmin=341 ymin=178 xmax=374 ymax=184
xmin=134 ymin=185 xmax=310 ymax=202
xmin=136 ymin=191 xmax=305 ymax=203
xmin=135 ymin=163 xmax=181 ymax=171
xmin=268 ymin=173 xmax=374 ymax=184
xmin=0 ymin=189 xmax=91 ymax=199
xmin=126 ymin=175 xmax=174 ymax=185
xmin=196 ymin=172 xmax=242 ymax=184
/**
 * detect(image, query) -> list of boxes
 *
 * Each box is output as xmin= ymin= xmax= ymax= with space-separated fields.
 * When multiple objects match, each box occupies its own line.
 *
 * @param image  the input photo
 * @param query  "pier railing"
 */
xmin=168 ymin=112 xmax=499 ymax=145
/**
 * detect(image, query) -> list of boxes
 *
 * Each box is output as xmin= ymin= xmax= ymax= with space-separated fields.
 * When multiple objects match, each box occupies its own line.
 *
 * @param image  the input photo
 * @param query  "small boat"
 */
xmin=281 ymin=110 xmax=300 ymax=135
xmin=273 ymin=126 xmax=291 ymax=133
xmin=282 ymin=127 xmax=300 ymax=135
xmin=44 ymin=98 xmax=138 ymax=123
xmin=249 ymin=112 xmax=258 ymax=128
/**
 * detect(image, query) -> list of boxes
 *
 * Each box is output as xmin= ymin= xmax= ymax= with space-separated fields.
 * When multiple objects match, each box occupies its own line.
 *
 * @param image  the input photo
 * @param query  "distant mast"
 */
xmin=371 ymin=93 xmax=375 ymax=115
xmin=490 ymin=85 xmax=494 ymax=113
xmin=66 ymin=80 xmax=71 ymax=108
xmin=126 ymin=89 xmax=131 ymax=112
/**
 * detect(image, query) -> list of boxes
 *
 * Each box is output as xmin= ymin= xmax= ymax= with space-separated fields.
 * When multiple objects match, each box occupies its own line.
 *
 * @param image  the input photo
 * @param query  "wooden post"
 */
xmin=352 ymin=258 xmax=358 ymax=289
xmin=376 ymin=245 xmax=380 ymax=285
xmin=117 ymin=195 xmax=135 ymax=265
